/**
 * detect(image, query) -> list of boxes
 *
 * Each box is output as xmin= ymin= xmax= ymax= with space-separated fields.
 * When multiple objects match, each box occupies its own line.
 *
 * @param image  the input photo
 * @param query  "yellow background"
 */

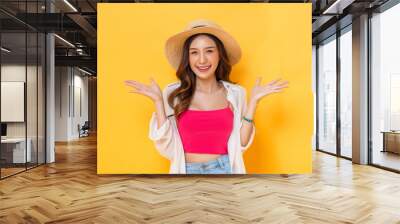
xmin=98 ymin=3 xmax=312 ymax=174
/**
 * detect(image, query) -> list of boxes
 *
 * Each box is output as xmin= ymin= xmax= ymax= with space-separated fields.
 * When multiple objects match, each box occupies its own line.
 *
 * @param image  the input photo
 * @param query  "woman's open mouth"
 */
xmin=196 ymin=65 xmax=211 ymax=73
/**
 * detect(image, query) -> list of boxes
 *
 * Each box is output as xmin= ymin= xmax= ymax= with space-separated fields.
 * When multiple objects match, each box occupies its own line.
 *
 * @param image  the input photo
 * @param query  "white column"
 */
xmin=45 ymin=1 xmax=55 ymax=163
xmin=46 ymin=33 xmax=55 ymax=163
xmin=352 ymin=14 xmax=369 ymax=164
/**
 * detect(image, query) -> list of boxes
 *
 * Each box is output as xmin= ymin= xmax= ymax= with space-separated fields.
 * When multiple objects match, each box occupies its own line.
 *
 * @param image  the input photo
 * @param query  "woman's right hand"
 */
xmin=124 ymin=78 xmax=163 ymax=103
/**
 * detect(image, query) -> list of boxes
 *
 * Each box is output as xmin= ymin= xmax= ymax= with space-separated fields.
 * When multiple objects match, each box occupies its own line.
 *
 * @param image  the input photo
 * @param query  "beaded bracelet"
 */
xmin=242 ymin=116 xmax=253 ymax=123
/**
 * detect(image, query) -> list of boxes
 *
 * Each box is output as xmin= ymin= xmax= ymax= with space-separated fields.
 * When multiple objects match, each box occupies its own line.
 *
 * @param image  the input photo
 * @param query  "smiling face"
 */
xmin=188 ymin=34 xmax=220 ymax=81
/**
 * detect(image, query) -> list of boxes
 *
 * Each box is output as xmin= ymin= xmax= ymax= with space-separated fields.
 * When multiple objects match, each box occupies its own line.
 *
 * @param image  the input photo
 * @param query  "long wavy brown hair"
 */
xmin=167 ymin=33 xmax=232 ymax=118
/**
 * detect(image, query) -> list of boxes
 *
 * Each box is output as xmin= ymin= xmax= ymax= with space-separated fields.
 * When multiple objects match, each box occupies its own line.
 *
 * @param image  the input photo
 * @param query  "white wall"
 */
xmin=55 ymin=66 xmax=70 ymax=141
xmin=1 ymin=65 xmax=38 ymax=137
xmin=72 ymin=73 xmax=89 ymax=138
xmin=312 ymin=45 xmax=316 ymax=151
xmin=55 ymin=67 xmax=89 ymax=141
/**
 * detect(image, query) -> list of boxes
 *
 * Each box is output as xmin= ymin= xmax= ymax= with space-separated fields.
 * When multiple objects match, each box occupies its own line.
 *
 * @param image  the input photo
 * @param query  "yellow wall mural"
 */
xmin=98 ymin=3 xmax=313 ymax=174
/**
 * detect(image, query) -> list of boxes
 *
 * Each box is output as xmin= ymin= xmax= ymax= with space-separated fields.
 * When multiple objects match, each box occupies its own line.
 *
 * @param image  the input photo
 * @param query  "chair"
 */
xmin=78 ymin=121 xmax=90 ymax=138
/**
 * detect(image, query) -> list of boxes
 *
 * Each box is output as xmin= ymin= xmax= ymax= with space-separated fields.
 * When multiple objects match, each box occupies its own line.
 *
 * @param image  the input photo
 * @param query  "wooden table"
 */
xmin=381 ymin=131 xmax=400 ymax=154
xmin=1 ymin=138 xmax=32 ymax=164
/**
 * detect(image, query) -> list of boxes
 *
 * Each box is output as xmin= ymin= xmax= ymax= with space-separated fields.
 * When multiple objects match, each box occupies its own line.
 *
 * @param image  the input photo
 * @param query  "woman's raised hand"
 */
xmin=249 ymin=77 xmax=289 ymax=104
xmin=124 ymin=78 xmax=163 ymax=103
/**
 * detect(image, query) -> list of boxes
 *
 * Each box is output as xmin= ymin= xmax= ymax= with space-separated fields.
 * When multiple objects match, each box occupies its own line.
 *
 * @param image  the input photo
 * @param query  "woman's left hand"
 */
xmin=249 ymin=77 xmax=289 ymax=104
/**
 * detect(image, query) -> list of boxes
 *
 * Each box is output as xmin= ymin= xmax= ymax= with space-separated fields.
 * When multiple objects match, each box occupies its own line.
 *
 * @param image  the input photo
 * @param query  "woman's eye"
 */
xmin=207 ymin=50 xmax=214 ymax=53
xmin=190 ymin=51 xmax=198 ymax=55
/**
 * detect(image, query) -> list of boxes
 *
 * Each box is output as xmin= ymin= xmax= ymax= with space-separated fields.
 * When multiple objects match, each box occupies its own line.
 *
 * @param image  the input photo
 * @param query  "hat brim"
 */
xmin=165 ymin=26 xmax=242 ymax=70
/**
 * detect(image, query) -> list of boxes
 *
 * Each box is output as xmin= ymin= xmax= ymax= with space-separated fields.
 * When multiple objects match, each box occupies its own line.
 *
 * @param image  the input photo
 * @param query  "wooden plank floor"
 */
xmin=1 ymin=134 xmax=400 ymax=224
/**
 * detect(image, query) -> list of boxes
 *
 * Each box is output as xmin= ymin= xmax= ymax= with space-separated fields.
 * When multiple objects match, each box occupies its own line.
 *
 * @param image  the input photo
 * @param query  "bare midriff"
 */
xmin=184 ymin=153 xmax=224 ymax=163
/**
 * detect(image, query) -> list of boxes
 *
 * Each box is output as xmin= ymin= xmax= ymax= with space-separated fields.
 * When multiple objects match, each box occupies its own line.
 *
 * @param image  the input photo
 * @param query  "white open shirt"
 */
xmin=148 ymin=80 xmax=255 ymax=174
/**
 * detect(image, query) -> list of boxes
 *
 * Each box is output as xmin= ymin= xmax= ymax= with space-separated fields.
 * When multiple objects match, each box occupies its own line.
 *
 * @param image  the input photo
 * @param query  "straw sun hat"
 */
xmin=164 ymin=19 xmax=242 ymax=70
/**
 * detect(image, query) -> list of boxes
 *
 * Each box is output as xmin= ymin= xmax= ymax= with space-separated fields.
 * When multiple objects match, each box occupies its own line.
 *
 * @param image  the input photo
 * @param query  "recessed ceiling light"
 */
xmin=54 ymin=34 xmax=75 ymax=48
xmin=77 ymin=67 xmax=93 ymax=76
xmin=63 ymin=0 xmax=78 ymax=12
xmin=322 ymin=0 xmax=354 ymax=15
xmin=1 ymin=47 xmax=11 ymax=53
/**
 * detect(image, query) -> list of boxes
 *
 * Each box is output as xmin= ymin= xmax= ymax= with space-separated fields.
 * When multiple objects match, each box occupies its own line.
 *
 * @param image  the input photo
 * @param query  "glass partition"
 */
xmin=0 ymin=1 xmax=46 ymax=179
xmin=1 ymin=30 xmax=28 ymax=177
xmin=27 ymin=30 xmax=38 ymax=169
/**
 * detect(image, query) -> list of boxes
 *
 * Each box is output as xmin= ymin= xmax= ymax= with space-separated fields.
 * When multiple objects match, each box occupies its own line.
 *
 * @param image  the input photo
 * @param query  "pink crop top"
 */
xmin=177 ymin=106 xmax=234 ymax=154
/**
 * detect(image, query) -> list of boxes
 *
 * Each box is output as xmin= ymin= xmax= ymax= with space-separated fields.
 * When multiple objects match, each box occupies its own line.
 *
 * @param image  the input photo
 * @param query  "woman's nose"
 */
xmin=199 ymin=52 xmax=207 ymax=64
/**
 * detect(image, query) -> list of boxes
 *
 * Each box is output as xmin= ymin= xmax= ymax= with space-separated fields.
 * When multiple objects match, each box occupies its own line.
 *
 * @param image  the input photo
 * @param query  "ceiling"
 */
xmin=0 ymin=0 xmax=393 ymax=75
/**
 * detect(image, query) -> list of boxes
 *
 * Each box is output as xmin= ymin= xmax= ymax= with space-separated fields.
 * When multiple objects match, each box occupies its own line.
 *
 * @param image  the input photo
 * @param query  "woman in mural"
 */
xmin=125 ymin=19 xmax=288 ymax=174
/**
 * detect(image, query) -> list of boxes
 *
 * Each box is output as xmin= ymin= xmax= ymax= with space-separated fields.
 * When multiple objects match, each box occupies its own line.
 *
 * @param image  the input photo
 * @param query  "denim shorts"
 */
xmin=185 ymin=154 xmax=231 ymax=174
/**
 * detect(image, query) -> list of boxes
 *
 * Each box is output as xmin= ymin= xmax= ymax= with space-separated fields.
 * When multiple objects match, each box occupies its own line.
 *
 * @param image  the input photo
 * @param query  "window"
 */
xmin=339 ymin=28 xmax=352 ymax=158
xmin=317 ymin=36 xmax=337 ymax=154
xmin=371 ymin=2 xmax=400 ymax=171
